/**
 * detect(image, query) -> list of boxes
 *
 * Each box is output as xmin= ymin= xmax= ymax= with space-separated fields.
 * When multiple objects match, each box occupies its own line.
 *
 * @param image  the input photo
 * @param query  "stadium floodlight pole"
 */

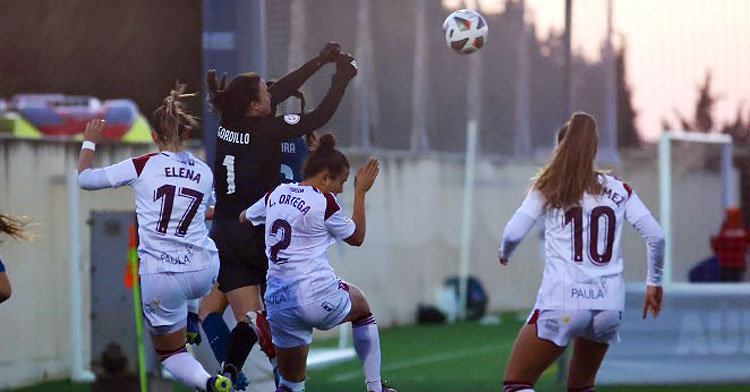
xmin=457 ymin=51 xmax=482 ymax=322
xmin=659 ymin=131 xmax=734 ymax=285
xmin=67 ymin=170 xmax=95 ymax=382
xmin=238 ymin=0 xmax=267 ymax=78
xmin=601 ymin=0 xmax=619 ymax=163
xmin=202 ymin=0 xmax=266 ymax=167
xmin=514 ymin=0 xmax=531 ymax=158
xmin=563 ymin=0 xmax=573 ymax=116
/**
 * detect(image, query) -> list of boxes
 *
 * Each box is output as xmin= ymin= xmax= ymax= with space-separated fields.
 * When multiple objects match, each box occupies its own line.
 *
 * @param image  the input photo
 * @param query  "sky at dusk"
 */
xmin=445 ymin=0 xmax=750 ymax=142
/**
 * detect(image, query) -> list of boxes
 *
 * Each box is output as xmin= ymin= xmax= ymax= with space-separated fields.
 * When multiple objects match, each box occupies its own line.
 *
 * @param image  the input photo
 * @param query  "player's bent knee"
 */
xmin=346 ymin=284 xmax=371 ymax=313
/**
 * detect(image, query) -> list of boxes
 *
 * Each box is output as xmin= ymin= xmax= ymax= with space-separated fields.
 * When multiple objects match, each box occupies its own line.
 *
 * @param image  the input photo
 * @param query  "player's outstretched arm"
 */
xmin=269 ymin=53 xmax=358 ymax=142
xmin=78 ymin=119 xmax=139 ymax=190
xmin=78 ymin=119 xmax=104 ymax=173
xmin=269 ymin=42 xmax=340 ymax=106
xmin=498 ymin=190 xmax=543 ymax=266
xmin=498 ymin=211 xmax=536 ymax=266
xmin=344 ymin=158 xmax=379 ymax=247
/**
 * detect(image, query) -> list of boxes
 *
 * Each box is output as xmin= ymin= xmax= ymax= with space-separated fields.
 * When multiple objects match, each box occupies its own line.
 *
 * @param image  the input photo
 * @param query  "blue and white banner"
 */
xmin=599 ymin=283 xmax=750 ymax=384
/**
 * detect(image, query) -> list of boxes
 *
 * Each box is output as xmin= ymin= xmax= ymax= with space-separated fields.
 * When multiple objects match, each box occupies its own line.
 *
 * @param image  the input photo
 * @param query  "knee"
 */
xmin=347 ymin=285 xmax=371 ymax=316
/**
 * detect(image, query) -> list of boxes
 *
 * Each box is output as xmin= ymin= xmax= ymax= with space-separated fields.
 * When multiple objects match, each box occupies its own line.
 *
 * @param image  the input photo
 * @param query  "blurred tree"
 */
xmin=721 ymin=106 xmax=750 ymax=144
xmin=695 ymin=71 xmax=718 ymax=132
xmin=615 ymin=45 xmax=640 ymax=148
xmin=666 ymin=70 xmax=718 ymax=133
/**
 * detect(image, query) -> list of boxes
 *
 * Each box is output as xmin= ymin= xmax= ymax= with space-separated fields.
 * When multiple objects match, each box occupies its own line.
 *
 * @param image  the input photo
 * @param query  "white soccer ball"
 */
xmin=443 ymin=9 xmax=488 ymax=54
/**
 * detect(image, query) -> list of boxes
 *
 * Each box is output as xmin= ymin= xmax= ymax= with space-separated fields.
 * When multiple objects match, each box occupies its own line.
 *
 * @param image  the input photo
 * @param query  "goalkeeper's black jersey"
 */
xmin=212 ymin=59 xmax=351 ymax=221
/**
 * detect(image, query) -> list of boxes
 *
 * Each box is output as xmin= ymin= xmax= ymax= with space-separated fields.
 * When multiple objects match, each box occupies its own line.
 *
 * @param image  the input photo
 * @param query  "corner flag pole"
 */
xmin=129 ymin=224 xmax=148 ymax=392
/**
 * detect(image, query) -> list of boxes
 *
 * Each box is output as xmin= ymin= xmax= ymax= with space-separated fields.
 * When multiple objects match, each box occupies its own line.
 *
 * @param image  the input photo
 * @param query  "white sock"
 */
xmin=352 ymin=316 xmax=382 ymax=392
xmin=162 ymin=351 xmax=211 ymax=390
xmin=280 ymin=377 xmax=306 ymax=392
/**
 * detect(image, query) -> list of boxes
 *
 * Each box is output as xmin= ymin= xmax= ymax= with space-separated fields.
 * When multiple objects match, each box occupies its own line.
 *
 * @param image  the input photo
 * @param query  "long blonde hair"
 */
xmin=0 ymin=214 xmax=33 ymax=243
xmin=532 ymin=112 xmax=603 ymax=209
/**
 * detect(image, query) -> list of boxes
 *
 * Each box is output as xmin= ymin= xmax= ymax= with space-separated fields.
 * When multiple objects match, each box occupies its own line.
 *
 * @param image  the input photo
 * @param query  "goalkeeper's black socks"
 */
xmin=223 ymin=321 xmax=258 ymax=381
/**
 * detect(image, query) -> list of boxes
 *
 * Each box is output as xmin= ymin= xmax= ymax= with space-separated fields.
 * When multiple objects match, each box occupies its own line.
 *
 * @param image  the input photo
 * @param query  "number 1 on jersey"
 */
xmin=223 ymin=155 xmax=236 ymax=194
xmin=564 ymin=207 xmax=584 ymax=262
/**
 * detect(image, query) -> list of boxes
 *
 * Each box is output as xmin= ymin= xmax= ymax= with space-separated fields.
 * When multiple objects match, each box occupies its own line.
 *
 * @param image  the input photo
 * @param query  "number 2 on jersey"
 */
xmin=564 ymin=206 xmax=616 ymax=265
xmin=270 ymin=219 xmax=292 ymax=263
xmin=154 ymin=185 xmax=204 ymax=237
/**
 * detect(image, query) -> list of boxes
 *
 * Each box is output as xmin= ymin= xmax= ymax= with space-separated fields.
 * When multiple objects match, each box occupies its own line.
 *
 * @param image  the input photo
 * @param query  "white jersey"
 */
xmin=101 ymin=151 xmax=218 ymax=274
xmin=245 ymin=183 xmax=356 ymax=311
xmin=517 ymin=174 xmax=652 ymax=311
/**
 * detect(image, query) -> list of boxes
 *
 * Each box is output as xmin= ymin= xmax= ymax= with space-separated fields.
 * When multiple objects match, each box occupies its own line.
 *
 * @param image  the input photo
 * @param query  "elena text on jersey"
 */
xmin=217 ymin=125 xmax=251 ymax=145
xmin=164 ymin=167 xmax=202 ymax=183
xmin=270 ymin=193 xmax=311 ymax=215
xmin=601 ymin=186 xmax=626 ymax=207
xmin=281 ymin=142 xmax=297 ymax=154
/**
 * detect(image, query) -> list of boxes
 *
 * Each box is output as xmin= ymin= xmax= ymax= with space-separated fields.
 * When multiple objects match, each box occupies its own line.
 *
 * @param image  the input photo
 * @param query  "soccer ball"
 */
xmin=443 ymin=9 xmax=488 ymax=54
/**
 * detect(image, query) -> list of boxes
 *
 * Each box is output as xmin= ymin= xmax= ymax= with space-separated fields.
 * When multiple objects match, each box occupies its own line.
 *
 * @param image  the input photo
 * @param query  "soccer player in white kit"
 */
xmin=498 ymin=113 xmax=666 ymax=392
xmin=239 ymin=134 xmax=395 ymax=392
xmin=77 ymin=86 xmax=233 ymax=392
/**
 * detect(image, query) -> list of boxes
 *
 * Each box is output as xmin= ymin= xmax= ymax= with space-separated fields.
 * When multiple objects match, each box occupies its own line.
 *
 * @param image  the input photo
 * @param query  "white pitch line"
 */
xmin=329 ymin=343 xmax=511 ymax=382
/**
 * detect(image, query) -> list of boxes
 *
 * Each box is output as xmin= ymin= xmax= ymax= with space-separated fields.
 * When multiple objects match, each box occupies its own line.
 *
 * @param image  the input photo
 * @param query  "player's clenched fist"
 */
xmin=84 ymin=119 xmax=106 ymax=143
xmin=355 ymin=158 xmax=379 ymax=194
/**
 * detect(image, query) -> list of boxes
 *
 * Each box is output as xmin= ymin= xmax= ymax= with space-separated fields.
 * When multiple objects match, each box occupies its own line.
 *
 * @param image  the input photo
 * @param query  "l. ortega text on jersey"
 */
xmin=270 ymin=193 xmax=311 ymax=215
xmin=165 ymin=167 xmax=202 ymax=183
xmin=217 ymin=126 xmax=251 ymax=145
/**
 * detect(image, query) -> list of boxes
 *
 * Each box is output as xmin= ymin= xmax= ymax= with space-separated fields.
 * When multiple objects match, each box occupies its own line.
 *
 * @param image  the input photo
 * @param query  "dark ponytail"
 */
xmin=302 ymin=133 xmax=349 ymax=179
xmin=151 ymin=83 xmax=199 ymax=150
xmin=207 ymin=69 xmax=261 ymax=124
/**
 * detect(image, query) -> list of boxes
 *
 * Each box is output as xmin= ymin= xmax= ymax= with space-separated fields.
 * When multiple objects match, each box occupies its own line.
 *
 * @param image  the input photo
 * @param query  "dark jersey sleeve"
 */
xmin=264 ymin=77 xmax=351 ymax=141
xmin=0 ymin=258 xmax=5 ymax=272
xmin=269 ymin=58 xmax=321 ymax=107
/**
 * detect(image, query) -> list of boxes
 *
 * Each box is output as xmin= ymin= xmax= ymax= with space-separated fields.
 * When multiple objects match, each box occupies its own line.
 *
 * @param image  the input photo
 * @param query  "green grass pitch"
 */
xmin=10 ymin=315 xmax=749 ymax=392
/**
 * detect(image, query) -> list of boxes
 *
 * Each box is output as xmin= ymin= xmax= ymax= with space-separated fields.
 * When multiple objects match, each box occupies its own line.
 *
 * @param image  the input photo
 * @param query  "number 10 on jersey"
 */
xmin=564 ymin=206 xmax=616 ymax=265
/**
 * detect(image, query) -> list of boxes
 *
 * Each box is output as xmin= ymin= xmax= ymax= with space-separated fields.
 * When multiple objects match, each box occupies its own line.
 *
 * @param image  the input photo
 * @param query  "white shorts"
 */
xmin=266 ymin=283 xmax=352 ymax=348
xmin=527 ymin=309 xmax=622 ymax=347
xmin=140 ymin=263 xmax=218 ymax=335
